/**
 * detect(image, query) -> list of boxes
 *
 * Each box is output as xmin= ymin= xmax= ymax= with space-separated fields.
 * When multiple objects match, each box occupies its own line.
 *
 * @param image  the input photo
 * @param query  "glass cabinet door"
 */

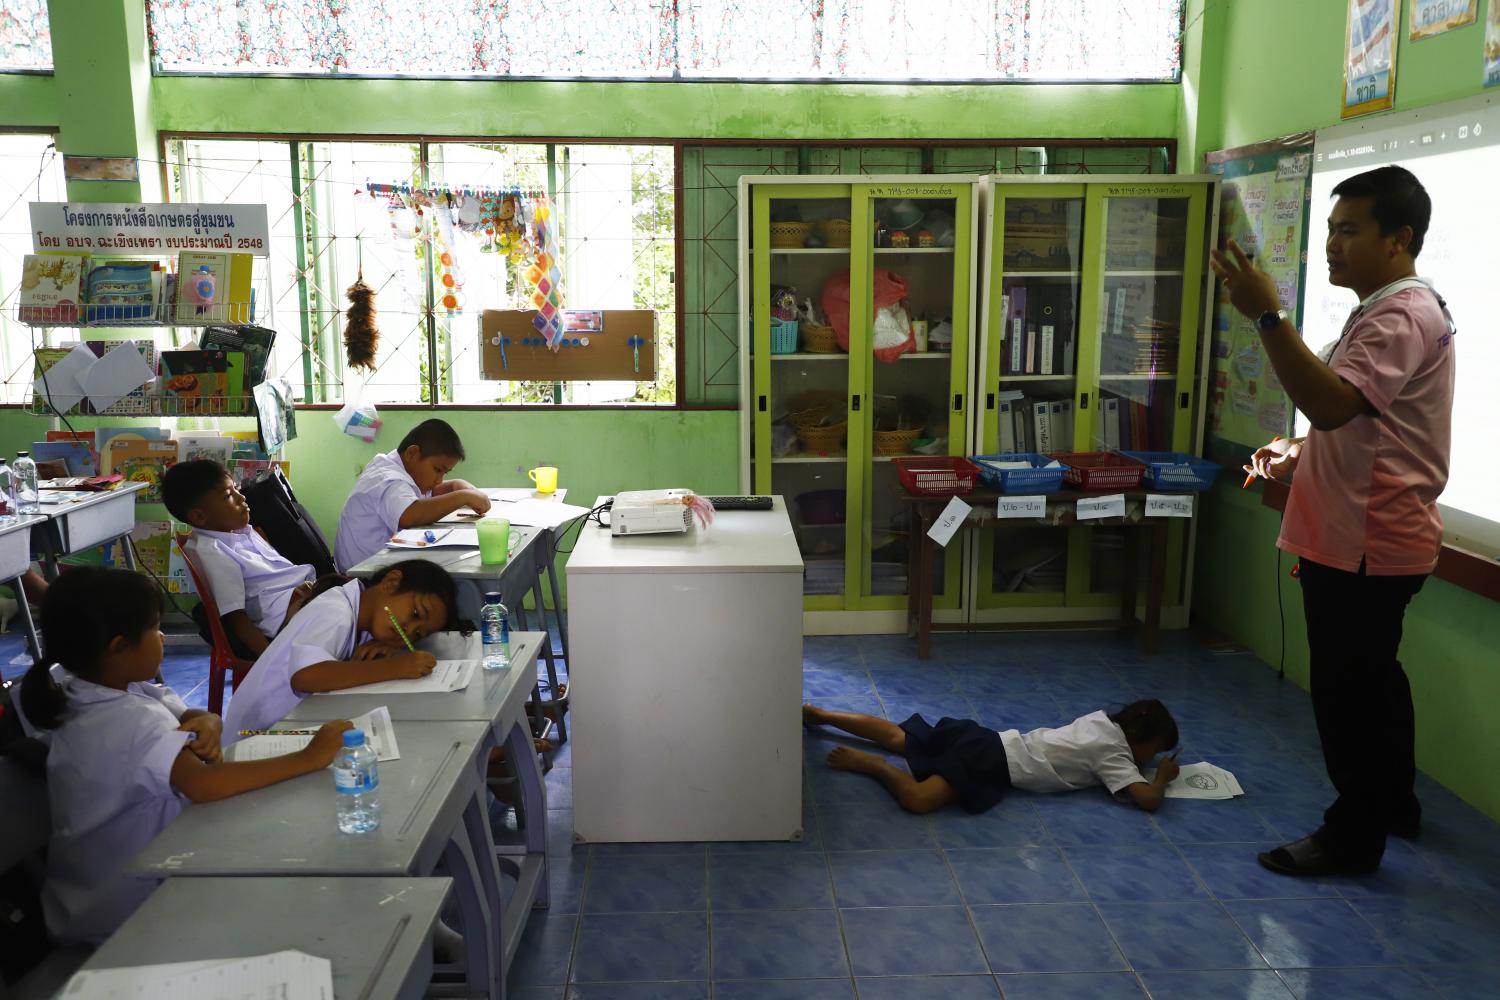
xmin=853 ymin=182 xmax=973 ymax=609
xmin=750 ymin=185 xmax=860 ymax=607
xmin=976 ymin=185 xmax=1086 ymax=608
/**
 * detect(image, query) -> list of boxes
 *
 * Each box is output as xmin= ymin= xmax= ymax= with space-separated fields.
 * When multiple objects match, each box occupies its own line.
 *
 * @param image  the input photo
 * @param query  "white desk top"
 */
xmin=79 ymin=877 xmax=450 ymax=1000
xmin=37 ymin=480 xmax=148 ymax=515
xmin=347 ymin=522 xmax=542 ymax=579
xmin=283 ymin=632 xmax=542 ymax=728
xmin=126 ymin=720 xmax=488 ymax=879
xmin=0 ymin=513 xmax=48 ymax=537
xmin=568 ymin=495 xmax=803 ymax=575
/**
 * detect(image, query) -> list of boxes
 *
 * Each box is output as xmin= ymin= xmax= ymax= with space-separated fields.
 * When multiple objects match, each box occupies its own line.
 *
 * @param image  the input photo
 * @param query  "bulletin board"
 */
xmin=479 ymin=309 xmax=656 ymax=381
xmin=1202 ymin=132 xmax=1316 ymax=464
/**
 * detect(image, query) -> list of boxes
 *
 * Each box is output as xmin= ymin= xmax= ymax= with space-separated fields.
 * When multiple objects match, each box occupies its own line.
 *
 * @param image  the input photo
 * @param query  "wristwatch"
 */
xmin=1257 ymin=308 xmax=1288 ymax=332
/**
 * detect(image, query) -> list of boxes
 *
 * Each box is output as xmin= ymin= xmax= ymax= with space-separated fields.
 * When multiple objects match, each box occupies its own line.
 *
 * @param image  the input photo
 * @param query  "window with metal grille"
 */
xmin=0 ymin=132 xmax=65 ymax=404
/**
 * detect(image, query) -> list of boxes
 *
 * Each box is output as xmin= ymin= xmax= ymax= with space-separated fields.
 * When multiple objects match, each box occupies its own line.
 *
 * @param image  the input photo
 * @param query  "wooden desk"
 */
xmin=898 ymin=488 xmax=1189 ymax=659
xmin=78 ymin=877 xmax=451 ymax=1000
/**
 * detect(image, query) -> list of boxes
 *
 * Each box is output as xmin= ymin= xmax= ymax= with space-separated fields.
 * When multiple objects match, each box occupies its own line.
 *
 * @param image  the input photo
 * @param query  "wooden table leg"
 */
xmin=916 ymin=509 xmax=934 ymax=660
xmin=1142 ymin=520 xmax=1169 ymax=654
xmin=1120 ymin=525 xmax=1139 ymax=636
xmin=905 ymin=506 xmax=920 ymax=639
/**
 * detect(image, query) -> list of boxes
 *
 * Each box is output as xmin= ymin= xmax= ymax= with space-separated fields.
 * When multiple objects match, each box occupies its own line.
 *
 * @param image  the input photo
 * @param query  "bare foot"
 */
xmin=803 ymin=703 xmax=829 ymax=726
xmin=826 ymin=745 xmax=884 ymax=774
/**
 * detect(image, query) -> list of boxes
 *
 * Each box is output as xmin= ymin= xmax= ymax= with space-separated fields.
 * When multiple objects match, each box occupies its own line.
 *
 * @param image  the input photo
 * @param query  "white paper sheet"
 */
xmin=78 ymin=340 xmax=155 ymax=413
xmin=1143 ymin=761 xmax=1244 ymax=800
xmin=229 ymin=706 xmax=400 ymax=762
xmin=386 ymin=526 xmax=479 ymax=549
xmin=315 ymin=659 xmax=475 ymax=696
xmin=501 ymin=498 xmax=593 ymax=529
xmin=38 ymin=490 xmax=95 ymax=505
xmin=32 ymin=343 xmax=97 ymax=413
xmin=484 ymin=487 xmax=568 ymax=502
xmin=60 ymin=949 xmax=333 ymax=1000
xmin=437 ymin=508 xmax=487 ymax=523
xmin=926 ymin=496 xmax=972 ymax=547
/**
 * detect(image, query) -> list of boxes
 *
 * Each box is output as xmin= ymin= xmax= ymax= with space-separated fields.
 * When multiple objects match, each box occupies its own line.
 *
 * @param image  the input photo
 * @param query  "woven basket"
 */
xmin=787 ymin=389 xmax=846 ymax=429
xmin=799 ymin=321 xmax=840 ymax=353
xmin=873 ymin=428 xmax=922 ymax=456
xmin=769 ymin=221 xmax=813 ymax=248
xmin=796 ymin=420 xmax=848 ymax=454
xmin=822 ymin=219 xmax=852 ymax=248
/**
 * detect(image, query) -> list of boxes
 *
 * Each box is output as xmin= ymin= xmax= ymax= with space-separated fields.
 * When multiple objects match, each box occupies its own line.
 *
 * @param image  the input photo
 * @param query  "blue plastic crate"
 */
xmin=1120 ymin=451 xmax=1223 ymax=492
xmin=971 ymin=452 xmax=1070 ymax=494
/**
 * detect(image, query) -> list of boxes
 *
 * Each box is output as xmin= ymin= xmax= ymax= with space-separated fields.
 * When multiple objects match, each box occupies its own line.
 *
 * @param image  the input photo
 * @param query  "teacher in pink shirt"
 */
xmin=1211 ymin=165 xmax=1455 ymax=878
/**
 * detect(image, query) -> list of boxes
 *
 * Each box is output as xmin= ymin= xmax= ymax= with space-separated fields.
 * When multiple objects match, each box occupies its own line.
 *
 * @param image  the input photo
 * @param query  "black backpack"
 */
xmin=243 ymin=466 xmax=336 ymax=577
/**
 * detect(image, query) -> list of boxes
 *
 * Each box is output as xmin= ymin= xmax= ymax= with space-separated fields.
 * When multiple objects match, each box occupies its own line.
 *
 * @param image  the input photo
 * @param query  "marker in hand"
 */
xmin=1243 ymin=436 xmax=1282 ymax=488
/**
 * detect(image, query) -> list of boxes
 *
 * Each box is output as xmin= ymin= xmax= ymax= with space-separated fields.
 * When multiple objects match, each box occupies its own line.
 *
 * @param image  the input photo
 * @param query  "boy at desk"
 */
xmin=334 ymin=418 xmax=491 ymax=572
xmin=164 ymin=459 xmax=319 ymax=659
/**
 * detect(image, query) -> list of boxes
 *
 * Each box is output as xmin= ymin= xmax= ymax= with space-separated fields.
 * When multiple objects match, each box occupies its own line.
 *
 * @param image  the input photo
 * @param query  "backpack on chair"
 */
xmin=242 ymin=466 xmax=336 ymax=577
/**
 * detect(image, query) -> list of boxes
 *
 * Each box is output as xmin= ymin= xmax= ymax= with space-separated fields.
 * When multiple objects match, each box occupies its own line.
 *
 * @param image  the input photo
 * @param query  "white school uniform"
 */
xmin=186 ymin=526 xmax=314 ymax=637
xmin=222 ymin=579 xmax=364 ymax=737
xmin=335 ymin=449 xmax=429 ymax=572
xmin=42 ymin=672 xmax=194 ymax=945
xmin=999 ymin=710 xmax=1145 ymax=794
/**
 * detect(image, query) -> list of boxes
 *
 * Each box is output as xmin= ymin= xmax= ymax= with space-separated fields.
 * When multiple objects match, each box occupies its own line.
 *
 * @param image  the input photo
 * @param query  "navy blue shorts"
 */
xmin=898 ymin=714 xmax=1012 ymax=814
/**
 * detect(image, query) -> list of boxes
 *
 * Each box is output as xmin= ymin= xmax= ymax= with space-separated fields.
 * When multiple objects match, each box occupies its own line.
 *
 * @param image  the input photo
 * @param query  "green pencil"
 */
xmin=384 ymin=605 xmax=416 ymax=651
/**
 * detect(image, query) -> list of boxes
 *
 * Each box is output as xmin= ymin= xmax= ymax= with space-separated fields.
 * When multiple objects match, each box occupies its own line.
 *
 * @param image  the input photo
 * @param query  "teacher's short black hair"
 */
xmin=1332 ymin=165 xmax=1432 ymax=258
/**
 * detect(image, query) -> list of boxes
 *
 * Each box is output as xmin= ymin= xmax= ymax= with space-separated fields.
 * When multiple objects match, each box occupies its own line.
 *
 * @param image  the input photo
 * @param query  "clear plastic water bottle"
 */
xmin=480 ymin=591 xmax=510 ymax=671
xmin=13 ymin=452 xmax=38 ymax=514
xmin=0 ymin=458 xmax=16 ymax=524
xmin=333 ymin=729 xmax=381 ymax=834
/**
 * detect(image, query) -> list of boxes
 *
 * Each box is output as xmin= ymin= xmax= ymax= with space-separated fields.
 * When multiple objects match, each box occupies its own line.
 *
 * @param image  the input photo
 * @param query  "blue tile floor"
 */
xmin=9 ymin=627 xmax=1500 ymax=998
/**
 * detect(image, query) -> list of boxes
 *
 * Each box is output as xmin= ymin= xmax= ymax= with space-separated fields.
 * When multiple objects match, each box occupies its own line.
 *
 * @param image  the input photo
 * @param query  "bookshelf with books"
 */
xmin=973 ymin=175 xmax=1219 ymax=627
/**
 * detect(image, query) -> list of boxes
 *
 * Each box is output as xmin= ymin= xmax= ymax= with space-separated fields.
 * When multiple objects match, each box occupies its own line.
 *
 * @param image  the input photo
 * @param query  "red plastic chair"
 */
xmin=174 ymin=534 xmax=255 ymax=716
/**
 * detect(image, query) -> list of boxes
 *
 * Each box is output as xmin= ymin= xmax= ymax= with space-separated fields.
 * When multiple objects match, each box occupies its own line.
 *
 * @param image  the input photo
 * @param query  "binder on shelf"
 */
xmin=1040 ymin=324 xmax=1055 ymax=376
xmin=1102 ymin=396 xmax=1121 ymax=450
xmin=1033 ymin=401 xmax=1052 ymax=454
xmin=1024 ymin=327 xmax=1036 ymax=374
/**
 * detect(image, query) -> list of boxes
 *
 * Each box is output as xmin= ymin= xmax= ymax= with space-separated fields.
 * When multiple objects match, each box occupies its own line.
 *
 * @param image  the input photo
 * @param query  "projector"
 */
xmin=609 ymin=488 xmax=695 ymax=536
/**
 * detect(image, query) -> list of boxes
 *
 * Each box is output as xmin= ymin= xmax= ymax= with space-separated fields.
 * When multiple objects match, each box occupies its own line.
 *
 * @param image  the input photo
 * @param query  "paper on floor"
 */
xmin=229 ymin=706 xmax=400 ymax=762
xmin=1142 ymin=760 xmax=1244 ymax=800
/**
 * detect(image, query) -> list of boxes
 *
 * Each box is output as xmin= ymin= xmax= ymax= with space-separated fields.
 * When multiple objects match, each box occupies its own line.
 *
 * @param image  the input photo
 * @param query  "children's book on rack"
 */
xmin=125 ymin=521 xmax=195 ymax=594
xmin=159 ymin=349 xmax=230 ymax=414
xmin=199 ymin=324 xmax=275 ymax=386
xmin=109 ymin=439 xmax=177 ymax=503
xmin=18 ymin=253 xmax=88 ymax=324
xmin=174 ymin=252 xmax=255 ymax=325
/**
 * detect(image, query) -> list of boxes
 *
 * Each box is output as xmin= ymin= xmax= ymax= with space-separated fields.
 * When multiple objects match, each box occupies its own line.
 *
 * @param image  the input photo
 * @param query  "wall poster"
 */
xmin=1344 ymin=0 xmax=1399 ymax=118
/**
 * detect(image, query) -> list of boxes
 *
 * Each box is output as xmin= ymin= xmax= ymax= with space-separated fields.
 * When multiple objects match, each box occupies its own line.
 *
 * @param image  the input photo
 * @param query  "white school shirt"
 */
xmin=222 ymin=579 xmax=364 ymax=737
xmin=335 ymin=449 xmax=429 ymax=572
xmin=42 ymin=672 xmax=194 ymax=945
xmin=998 ymin=710 xmax=1145 ymax=794
xmin=186 ymin=526 xmax=314 ymax=637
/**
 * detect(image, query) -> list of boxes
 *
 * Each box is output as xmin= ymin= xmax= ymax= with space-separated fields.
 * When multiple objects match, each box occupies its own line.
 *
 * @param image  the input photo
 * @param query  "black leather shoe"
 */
xmin=1258 ymin=836 xmax=1379 ymax=877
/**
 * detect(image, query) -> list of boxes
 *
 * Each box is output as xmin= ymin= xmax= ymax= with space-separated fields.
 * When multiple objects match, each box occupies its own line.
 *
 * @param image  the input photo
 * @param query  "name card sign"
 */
xmin=927 ymin=496 xmax=973 ymax=547
xmin=30 ymin=202 xmax=271 ymax=255
xmin=1076 ymin=494 xmax=1126 ymax=520
xmin=1146 ymin=494 xmax=1194 ymax=518
xmin=997 ymin=496 xmax=1046 ymax=519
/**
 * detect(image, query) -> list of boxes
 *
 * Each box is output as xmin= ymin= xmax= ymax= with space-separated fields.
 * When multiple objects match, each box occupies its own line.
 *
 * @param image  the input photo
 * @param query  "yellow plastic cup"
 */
xmin=528 ymin=466 xmax=559 ymax=495
xmin=476 ymin=517 xmax=511 ymax=565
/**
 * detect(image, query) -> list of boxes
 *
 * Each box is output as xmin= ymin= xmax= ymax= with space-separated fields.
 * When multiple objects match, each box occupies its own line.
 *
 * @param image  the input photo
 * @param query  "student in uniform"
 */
xmin=334 ymin=419 xmax=492 ymax=572
xmin=1214 ymin=165 xmax=1454 ymax=877
xmin=18 ymin=567 xmax=351 ymax=945
xmin=164 ymin=459 xmax=317 ymax=658
xmin=222 ymin=559 xmax=461 ymax=737
xmin=803 ymin=699 xmax=1181 ymax=815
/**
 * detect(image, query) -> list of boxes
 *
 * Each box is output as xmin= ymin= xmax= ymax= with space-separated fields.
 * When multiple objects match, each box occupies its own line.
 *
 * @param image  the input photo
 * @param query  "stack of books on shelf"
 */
xmin=17 ymin=251 xmax=256 ymax=326
xmin=1100 ymin=318 xmax=1179 ymax=375
xmin=996 ymin=391 xmax=1076 ymax=455
xmin=1106 ymin=204 xmax=1186 ymax=270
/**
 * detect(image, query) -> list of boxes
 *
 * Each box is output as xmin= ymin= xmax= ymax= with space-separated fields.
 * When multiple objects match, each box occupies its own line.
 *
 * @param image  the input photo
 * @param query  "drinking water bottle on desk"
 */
xmin=333 ymin=729 xmax=381 ymax=834
xmin=0 ymin=458 xmax=16 ymax=524
xmin=480 ymin=591 xmax=510 ymax=671
xmin=13 ymin=452 xmax=38 ymax=514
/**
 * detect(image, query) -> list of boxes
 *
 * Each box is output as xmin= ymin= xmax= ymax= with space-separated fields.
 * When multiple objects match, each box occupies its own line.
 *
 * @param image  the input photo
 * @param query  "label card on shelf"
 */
xmin=997 ymin=496 xmax=1046 ymax=519
xmin=1145 ymin=494 xmax=1194 ymax=518
xmin=1076 ymin=494 xmax=1126 ymax=520
xmin=927 ymin=496 xmax=972 ymax=547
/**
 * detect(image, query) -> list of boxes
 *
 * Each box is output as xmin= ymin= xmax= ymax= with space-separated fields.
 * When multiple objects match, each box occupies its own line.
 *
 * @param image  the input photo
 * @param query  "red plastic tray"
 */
xmin=893 ymin=456 xmax=981 ymax=497
xmin=1049 ymin=452 xmax=1146 ymax=491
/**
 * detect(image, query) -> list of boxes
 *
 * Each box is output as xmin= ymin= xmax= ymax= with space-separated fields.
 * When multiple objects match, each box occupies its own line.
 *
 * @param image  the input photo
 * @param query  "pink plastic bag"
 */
xmin=821 ymin=268 xmax=915 ymax=364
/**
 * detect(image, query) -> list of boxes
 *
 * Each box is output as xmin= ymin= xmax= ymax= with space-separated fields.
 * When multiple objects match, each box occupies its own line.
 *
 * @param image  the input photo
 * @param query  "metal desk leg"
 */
xmin=438 ymin=820 xmax=499 ymax=999
xmin=527 ymin=569 xmax=567 ymax=744
xmin=495 ymin=716 xmax=550 ymax=987
xmin=117 ymin=533 xmax=137 ymax=571
xmin=541 ymin=527 xmax=569 ymax=674
xmin=14 ymin=584 xmax=42 ymax=666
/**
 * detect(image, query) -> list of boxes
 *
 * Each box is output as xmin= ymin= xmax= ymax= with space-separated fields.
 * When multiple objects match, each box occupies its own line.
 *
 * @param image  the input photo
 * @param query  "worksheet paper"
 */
xmin=316 ymin=659 xmax=475 ymax=696
xmin=500 ymin=498 xmax=593 ymax=528
xmin=1142 ymin=761 xmax=1244 ymax=800
xmin=59 ymin=949 xmax=332 ymax=1000
xmin=386 ymin=526 xmax=479 ymax=548
xmin=229 ymin=706 xmax=400 ymax=762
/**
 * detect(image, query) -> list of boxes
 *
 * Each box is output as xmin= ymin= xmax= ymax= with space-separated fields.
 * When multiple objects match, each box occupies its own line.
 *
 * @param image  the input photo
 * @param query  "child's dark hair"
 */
xmin=1109 ymin=699 xmax=1179 ymax=751
xmin=19 ymin=567 xmax=163 ymax=730
xmin=398 ymin=419 xmax=465 ymax=461
xmin=161 ymin=459 xmax=230 ymax=523
xmin=1331 ymin=165 xmax=1431 ymax=258
xmin=372 ymin=559 xmax=466 ymax=632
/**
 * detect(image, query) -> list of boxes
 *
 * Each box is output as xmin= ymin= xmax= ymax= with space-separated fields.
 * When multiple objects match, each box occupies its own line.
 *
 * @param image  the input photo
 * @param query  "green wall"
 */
xmin=1192 ymin=0 xmax=1500 ymax=821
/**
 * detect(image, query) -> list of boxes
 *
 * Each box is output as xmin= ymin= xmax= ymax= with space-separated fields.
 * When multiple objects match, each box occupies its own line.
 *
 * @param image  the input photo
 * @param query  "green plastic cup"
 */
xmin=477 ymin=517 xmax=511 ymax=565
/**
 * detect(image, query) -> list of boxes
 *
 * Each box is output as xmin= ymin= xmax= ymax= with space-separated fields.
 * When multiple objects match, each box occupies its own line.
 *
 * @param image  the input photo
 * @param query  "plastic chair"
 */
xmin=173 ymin=534 xmax=255 ymax=716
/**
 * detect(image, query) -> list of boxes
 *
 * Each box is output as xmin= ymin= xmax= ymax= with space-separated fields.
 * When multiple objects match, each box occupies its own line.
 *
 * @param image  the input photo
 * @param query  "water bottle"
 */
xmin=480 ymin=591 xmax=510 ymax=671
xmin=13 ymin=453 xmax=38 ymax=514
xmin=333 ymin=729 xmax=381 ymax=834
xmin=0 ymin=458 xmax=15 ymax=524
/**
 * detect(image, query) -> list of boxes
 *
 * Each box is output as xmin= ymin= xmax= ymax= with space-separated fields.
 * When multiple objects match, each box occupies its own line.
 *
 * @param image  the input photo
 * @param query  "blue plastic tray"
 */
xmin=971 ymin=452 xmax=1070 ymax=494
xmin=1120 ymin=451 xmax=1223 ymax=492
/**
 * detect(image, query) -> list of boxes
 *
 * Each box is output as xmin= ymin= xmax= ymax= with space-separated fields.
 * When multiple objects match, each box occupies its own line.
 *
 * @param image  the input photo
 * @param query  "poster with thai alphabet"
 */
xmin=1203 ymin=134 xmax=1316 ymax=460
xmin=1344 ymin=0 xmax=1399 ymax=118
xmin=1408 ymin=0 xmax=1476 ymax=40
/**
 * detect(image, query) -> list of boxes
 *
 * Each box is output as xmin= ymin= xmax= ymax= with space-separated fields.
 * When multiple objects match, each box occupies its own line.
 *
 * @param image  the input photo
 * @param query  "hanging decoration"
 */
xmin=524 ymin=194 xmax=564 ymax=349
xmin=343 ymin=235 xmax=380 ymax=371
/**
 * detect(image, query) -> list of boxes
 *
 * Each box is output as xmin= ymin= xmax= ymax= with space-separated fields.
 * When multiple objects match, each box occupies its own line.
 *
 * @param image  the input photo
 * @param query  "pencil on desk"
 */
xmin=237 ymin=728 xmax=321 ymax=737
